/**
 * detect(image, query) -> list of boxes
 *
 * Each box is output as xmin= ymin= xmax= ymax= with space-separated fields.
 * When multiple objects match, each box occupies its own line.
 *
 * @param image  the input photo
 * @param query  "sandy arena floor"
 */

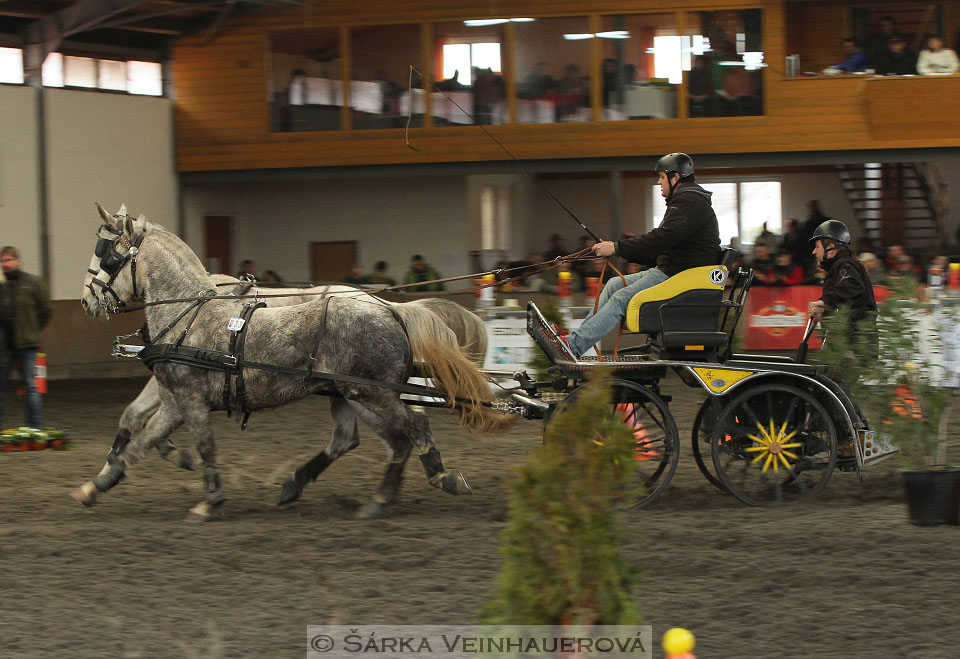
xmin=2 ymin=376 xmax=960 ymax=658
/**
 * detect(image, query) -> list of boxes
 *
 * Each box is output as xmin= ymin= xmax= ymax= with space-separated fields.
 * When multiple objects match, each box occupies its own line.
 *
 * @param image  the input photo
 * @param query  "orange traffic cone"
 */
xmin=35 ymin=352 xmax=47 ymax=394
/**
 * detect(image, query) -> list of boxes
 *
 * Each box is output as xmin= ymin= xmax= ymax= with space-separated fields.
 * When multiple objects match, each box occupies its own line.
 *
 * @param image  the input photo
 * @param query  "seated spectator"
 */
xmin=876 ymin=35 xmax=917 ymax=75
xmin=917 ymin=35 xmax=960 ymax=75
xmin=366 ymin=260 xmax=396 ymax=286
xmin=721 ymin=66 xmax=761 ymax=115
xmin=236 ymin=259 xmax=258 ymax=280
xmin=753 ymin=222 xmax=778 ymax=250
xmin=769 ymin=250 xmax=806 ymax=286
xmin=521 ymin=62 xmax=555 ymax=98
xmin=403 ymin=254 xmax=445 ymax=292
xmin=831 ymin=39 xmax=871 ymax=73
xmin=888 ymin=254 xmax=920 ymax=281
xmin=688 ymin=55 xmax=723 ymax=117
xmin=527 ymin=261 xmax=582 ymax=295
xmin=555 ymin=64 xmax=588 ymax=120
xmin=543 ymin=233 xmax=567 ymax=262
xmin=341 ymin=263 xmax=370 ymax=286
xmin=262 ymin=270 xmax=283 ymax=283
xmin=858 ymin=252 xmax=883 ymax=278
xmin=749 ymin=243 xmax=776 ymax=285
xmin=781 ymin=219 xmax=808 ymax=271
xmin=868 ymin=16 xmax=899 ymax=63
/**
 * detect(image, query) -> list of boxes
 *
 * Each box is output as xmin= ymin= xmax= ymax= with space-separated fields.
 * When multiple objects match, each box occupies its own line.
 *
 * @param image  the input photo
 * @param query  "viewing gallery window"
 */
xmin=684 ymin=10 xmax=764 ymax=118
xmin=40 ymin=53 xmax=162 ymax=95
xmin=598 ymin=13 xmax=679 ymax=122
xmin=653 ymin=180 xmax=781 ymax=245
xmin=0 ymin=47 xmax=24 ymax=84
xmin=351 ymin=24 xmax=423 ymax=130
xmin=270 ymin=28 xmax=342 ymax=132
xmin=432 ymin=20 xmax=505 ymax=126
xmin=514 ymin=16 xmax=592 ymax=124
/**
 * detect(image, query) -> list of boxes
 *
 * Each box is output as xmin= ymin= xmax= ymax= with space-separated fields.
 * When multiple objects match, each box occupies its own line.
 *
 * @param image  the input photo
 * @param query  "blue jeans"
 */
xmin=568 ymin=268 xmax=669 ymax=355
xmin=0 ymin=347 xmax=42 ymax=428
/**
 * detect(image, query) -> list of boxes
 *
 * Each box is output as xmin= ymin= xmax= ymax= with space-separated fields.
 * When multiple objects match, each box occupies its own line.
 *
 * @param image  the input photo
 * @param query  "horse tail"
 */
xmin=403 ymin=298 xmax=488 ymax=366
xmin=393 ymin=305 xmax=511 ymax=433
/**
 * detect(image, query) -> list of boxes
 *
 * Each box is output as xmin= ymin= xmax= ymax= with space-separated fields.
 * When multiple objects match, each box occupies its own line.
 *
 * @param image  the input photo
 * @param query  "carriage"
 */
xmin=82 ymin=206 xmax=895 ymax=518
xmin=501 ymin=247 xmax=898 ymax=507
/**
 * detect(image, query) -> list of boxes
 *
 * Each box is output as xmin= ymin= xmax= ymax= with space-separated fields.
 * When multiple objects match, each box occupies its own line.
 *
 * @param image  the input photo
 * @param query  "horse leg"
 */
xmin=99 ymin=377 xmax=194 ymax=476
xmin=278 ymin=397 xmax=360 ymax=505
xmin=180 ymin=400 xmax=225 ymax=522
xmin=355 ymin=437 xmax=414 ymax=520
xmin=72 ymin=394 xmax=185 ymax=507
xmin=349 ymin=389 xmax=471 ymax=516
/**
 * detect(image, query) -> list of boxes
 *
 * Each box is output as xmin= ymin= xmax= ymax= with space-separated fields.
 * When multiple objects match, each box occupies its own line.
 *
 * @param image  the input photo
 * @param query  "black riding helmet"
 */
xmin=809 ymin=219 xmax=851 ymax=245
xmin=655 ymin=153 xmax=694 ymax=200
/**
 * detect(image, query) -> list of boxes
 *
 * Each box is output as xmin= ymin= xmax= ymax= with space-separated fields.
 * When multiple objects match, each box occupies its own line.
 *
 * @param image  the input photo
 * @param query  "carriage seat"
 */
xmin=625 ymin=249 xmax=737 ymax=358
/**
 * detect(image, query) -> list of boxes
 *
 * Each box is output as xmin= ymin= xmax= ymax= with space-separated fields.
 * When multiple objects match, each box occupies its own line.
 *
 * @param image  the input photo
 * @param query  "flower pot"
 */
xmin=902 ymin=468 xmax=960 ymax=526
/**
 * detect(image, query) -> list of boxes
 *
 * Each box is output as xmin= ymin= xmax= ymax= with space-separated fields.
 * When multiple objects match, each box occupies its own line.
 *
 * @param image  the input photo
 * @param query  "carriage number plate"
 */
xmin=227 ymin=317 xmax=245 ymax=332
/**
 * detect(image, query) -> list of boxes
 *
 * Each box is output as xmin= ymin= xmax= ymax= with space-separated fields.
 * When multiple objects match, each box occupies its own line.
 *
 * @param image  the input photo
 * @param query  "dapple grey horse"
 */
xmin=102 ymin=276 xmax=488 ymax=474
xmin=75 ymin=205 xmax=504 ymax=520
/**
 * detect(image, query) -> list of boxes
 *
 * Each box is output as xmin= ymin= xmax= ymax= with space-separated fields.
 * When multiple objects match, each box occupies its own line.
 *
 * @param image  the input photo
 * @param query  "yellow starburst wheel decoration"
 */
xmin=743 ymin=419 xmax=802 ymax=473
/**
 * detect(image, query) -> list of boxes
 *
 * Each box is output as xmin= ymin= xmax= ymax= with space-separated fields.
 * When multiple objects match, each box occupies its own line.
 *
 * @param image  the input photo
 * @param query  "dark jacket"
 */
xmin=3 ymin=271 xmax=52 ymax=349
xmin=614 ymin=183 xmax=721 ymax=276
xmin=820 ymin=251 xmax=877 ymax=324
xmin=876 ymin=50 xmax=917 ymax=76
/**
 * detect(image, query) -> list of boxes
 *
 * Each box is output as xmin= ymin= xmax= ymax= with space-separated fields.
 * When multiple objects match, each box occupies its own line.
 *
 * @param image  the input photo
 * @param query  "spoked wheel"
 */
xmin=549 ymin=379 xmax=680 ymax=508
xmin=711 ymin=384 xmax=837 ymax=506
xmin=691 ymin=397 xmax=727 ymax=491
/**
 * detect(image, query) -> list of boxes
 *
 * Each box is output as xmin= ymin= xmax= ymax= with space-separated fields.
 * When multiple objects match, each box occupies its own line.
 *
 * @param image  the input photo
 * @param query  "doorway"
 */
xmin=311 ymin=241 xmax=357 ymax=282
xmin=204 ymin=215 xmax=232 ymax=275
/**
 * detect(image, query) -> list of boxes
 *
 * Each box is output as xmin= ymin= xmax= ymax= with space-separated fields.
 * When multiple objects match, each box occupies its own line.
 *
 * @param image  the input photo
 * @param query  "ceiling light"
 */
xmin=563 ymin=33 xmax=595 ymax=40
xmin=596 ymin=30 xmax=630 ymax=39
xmin=510 ymin=18 xmax=535 ymax=23
xmin=464 ymin=19 xmax=508 ymax=26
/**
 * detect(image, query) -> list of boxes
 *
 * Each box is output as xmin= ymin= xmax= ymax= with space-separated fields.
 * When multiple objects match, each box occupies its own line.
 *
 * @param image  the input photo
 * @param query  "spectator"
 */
xmin=403 ymin=254 xmax=445 ymax=292
xmin=753 ymin=221 xmax=778 ymax=250
xmin=556 ymin=64 xmax=588 ymax=120
xmin=472 ymin=67 xmax=503 ymax=125
xmin=521 ymin=61 xmax=555 ymax=98
xmin=750 ymin=243 xmax=776 ymax=285
xmin=884 ymin=244 xmax=907 ymax=272
xmin=688 ymin=55 xmax=722 ymax=117
xmin=802 ymin=200 xmax=830 ymax=248
xmin=868 ymin=16 xmax=899 ymax=62
xmin=0 ymin=247 xmax=52 ymax=429
xmin=722 ymin=66 xmax=761 ymax=115
xmin=858 ymin=252 xmax=883 ymax=277
xmin=262 ymin=270 xmax=283 ymax=283
xmin=528 ymin=260 xmax=582 ymax=295
xmin=770 ymin=250 xmax=806 ymax=286
xmin=543 ymin=233 xmax=567 ymax=262
xmin=917 ymin=35 xmax=959 ymax=75
xmin=602 ymin=58 xmax=621 ymax=107
xmin=341 ymin=263 xmax=370 ymax=286
xmin=236 ymin=259 xmax=258 ymax=281
xmin=781 ymin=219 xmax=808 ymax=272
xmin=367 ymin=260 xmax=396 ymax=286
xmin=831 ymin=39 xmax=871 ymax=73
xmin=889 ymin=254 xmax=920 ymax=281
xmin=876 ymin=35 xmax=917 ymax=75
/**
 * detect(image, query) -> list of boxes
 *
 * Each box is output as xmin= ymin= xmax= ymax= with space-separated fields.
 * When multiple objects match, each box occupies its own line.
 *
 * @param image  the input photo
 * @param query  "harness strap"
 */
xmin=305 ymin=297 xmax=333 ymax=382
xmin=231 ymin=301 xmax=266 ymax=428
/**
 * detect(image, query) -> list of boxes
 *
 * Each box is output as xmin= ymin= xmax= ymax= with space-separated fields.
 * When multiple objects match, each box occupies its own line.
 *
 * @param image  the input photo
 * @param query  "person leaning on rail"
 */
xmin=559 ymin=153 xmax=720 ymax=357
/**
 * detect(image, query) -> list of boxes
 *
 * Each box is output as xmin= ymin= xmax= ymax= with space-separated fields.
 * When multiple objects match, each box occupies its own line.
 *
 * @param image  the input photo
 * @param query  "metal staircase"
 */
xmin=837 ymin=162 xmax=942 ymax=252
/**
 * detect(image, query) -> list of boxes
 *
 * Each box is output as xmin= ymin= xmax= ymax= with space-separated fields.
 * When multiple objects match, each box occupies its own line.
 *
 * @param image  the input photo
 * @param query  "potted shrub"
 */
xmin=820 ymin=276 xmax=959 ymax=525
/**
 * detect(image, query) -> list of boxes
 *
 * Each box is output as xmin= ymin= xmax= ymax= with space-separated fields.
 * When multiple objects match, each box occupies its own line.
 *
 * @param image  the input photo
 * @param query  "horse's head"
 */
xmin=81 ymin=203 xmax=148 ymax=317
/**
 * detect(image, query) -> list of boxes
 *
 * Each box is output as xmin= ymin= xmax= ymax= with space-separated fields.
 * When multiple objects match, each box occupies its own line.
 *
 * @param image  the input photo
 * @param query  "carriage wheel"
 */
xmin=549 ymin=379 xmax=680 ymax=508
xmin=691 ymin=397 xmax=727 ymax=492
xmin=710 ymin=384 xmax=837 ymax=506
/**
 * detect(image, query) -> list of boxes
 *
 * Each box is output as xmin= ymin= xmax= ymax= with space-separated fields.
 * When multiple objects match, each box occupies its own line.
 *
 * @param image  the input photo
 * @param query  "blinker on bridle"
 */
xmin=87 ymin=217 xmax=143 ymax=313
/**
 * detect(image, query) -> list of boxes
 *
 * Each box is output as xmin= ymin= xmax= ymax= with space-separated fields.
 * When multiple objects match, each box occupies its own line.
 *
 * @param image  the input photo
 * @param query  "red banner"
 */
xmin=744 ymin=285 xmax=889 ymax=350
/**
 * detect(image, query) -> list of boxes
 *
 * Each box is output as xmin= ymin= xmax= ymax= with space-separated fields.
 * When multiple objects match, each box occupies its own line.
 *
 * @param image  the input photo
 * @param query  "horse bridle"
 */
xmin=87 ymin=217 xmax=144 ymax=313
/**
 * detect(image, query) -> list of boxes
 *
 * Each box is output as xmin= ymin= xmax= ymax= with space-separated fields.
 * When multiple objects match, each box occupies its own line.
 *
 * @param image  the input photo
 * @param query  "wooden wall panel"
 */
xmin=173 ymin=0 xmax=960 ymax=173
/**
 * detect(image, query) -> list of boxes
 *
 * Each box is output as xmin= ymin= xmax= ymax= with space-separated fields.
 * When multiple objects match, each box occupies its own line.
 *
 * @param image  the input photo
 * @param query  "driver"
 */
xmin=561 ymin=153 xmax=720 ymax=357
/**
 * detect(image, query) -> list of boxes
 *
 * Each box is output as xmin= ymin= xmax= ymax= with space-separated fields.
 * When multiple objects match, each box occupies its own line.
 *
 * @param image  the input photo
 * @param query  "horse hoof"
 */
xmin=355 ymin=502 xmax=389 ymax=519
xmin=70 ymin=481 xmax=98 ymax=507
xmin=186 ymin=501 xmax=214 ymax=522
xmin=436 ymin=471 xmax=472 ymax=495
xmin=277 ymin=479 xmax=301 ymax=505
xmin=176 ymin=449 xmax=196 ymax=472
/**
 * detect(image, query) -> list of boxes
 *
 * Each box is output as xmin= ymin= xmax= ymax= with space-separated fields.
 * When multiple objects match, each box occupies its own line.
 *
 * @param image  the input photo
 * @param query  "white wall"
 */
xmin=183 ymin=176 xmax=472 ymax=283
xmin=45 ymin=89 xmax=176 ymax=299
xmin=0 ymin=85 xmax=42 ymax=274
